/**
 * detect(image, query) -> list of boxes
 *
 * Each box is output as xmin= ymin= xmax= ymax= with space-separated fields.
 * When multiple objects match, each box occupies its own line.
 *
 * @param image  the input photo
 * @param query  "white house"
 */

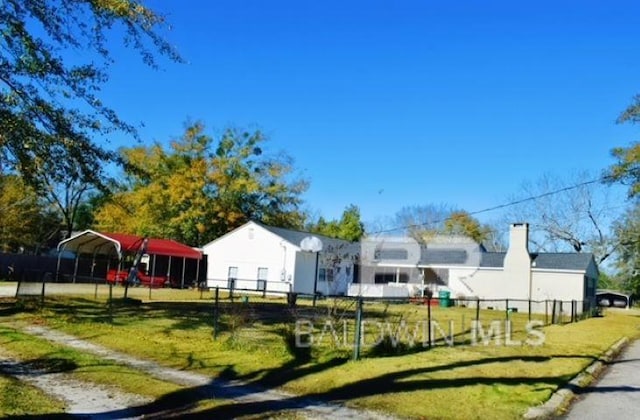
xmin=349 ymin=223 xmax=598 ymax=314
xmin=203 ymin=221 xmax=357 ymax=295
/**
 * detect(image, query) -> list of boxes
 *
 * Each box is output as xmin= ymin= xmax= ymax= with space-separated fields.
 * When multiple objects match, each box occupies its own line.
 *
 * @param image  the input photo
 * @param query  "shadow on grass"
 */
xmin=3 ymin=355 xmax=608 ymax=419
xmin=5 ymin=353 xmax=602 ymax=419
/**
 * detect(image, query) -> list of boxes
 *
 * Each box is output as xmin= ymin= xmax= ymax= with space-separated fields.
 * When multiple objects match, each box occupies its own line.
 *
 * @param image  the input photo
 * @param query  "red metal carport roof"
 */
xmin=58 ymin=230 xmax=203 ymax=260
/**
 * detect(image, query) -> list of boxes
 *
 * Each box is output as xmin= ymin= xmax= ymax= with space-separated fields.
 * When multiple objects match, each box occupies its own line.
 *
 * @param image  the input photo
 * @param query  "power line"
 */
xmin=370 ymin=172 xmax=619 ymax=236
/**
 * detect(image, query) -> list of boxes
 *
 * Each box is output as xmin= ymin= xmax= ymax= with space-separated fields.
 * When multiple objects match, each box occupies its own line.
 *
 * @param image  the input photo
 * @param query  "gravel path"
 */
xmin=0 ymin=353 xmax=150 ymax=419
xmin=20 ymin=325 xmax=395 ymax=419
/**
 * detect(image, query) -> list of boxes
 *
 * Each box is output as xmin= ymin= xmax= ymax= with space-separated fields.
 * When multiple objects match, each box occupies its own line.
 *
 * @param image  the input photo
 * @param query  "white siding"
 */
xmin=531 ymin=270 xmax=584 ymax=301
xmin=203 ymin=222 xmax=298 ymax=294
xmin=292 ymin=251 xmax=316 ymax=294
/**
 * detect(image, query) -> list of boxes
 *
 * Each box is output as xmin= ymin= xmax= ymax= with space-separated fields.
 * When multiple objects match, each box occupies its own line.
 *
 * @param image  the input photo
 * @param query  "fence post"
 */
xmin=505 ymin=299 xmax=510 ymax=321
xmin=571 ymin=300 xmax=576 ymax=323
xmin=353 ymin=297 xmax=363 ymax=361
xmin=475 ymin=298 xmax=480 ymax=322
xmin=427 ymin=297 xmax=432 ymax=349
xmin=229 ymin=280 xmax=234 ymax=302
xmin=545 ymin=300 xmax=549 ymax=325
xmin=528 ymin=299 xmax=532 ymax=322
xmin=213 ymin=287 xmax=220 ymax=340
xmin=551 ymin=300 xmax=557 ymax=324
xmin=559 ymin=301 xmax=564 ymax=324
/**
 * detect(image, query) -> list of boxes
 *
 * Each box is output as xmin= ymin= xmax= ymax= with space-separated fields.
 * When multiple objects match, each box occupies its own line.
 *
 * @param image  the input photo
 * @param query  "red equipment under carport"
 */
xmin=56 ymin=230 xmax=203 ymax=288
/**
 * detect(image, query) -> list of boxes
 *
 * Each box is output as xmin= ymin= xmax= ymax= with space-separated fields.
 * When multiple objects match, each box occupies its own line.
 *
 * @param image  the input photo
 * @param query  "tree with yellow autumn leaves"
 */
xmin=94 ymin=122 xmax=308 ymax=246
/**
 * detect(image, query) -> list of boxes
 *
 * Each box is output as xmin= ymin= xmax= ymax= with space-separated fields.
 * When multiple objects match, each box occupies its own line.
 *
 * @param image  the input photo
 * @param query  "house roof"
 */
xmin=57 ymin=230 xmax=203 ymax=260
xmin=258 ymin=222 xmax=355 ymax=251
xmin=419 ymin=248 xmax=470 ymax=265
xmin=478 ymin=252 xmax=595 ymax=271
xmin=596 ymin=289 xmax=631 ymax=298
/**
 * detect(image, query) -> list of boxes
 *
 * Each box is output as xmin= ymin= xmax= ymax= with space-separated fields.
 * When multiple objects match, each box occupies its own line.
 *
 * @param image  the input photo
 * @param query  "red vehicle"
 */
xmin=106 ymin=268 xmax=175 ymax=288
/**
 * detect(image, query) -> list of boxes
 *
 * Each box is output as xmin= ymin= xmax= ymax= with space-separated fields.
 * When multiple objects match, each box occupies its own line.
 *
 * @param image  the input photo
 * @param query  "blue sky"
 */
xmin=100 ymin=0 xmax=640 ymax=225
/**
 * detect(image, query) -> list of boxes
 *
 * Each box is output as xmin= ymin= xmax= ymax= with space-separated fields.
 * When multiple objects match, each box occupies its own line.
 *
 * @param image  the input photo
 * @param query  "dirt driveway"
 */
xmin=1 ymin=324 xmax=394 ymax=419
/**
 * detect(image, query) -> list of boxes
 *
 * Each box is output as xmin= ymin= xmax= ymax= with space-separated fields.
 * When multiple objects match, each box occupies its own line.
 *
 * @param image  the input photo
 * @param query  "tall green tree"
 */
xmin=94 ymin=122 xmax=307 ymax=245
xmin=609 ymin=95 xmax=640 ymax=197
xmin=0 ymin=0 xmax=181 ymax=190
xmin=307 ymin=205 xmax=365 ymax=241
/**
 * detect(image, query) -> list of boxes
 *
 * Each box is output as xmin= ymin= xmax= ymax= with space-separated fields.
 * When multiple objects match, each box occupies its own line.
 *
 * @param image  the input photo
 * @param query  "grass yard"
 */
xmin=0 ymin=373 xmax=65 ymax=416
xmin=1 ymin=289 xmax=639 ymax=419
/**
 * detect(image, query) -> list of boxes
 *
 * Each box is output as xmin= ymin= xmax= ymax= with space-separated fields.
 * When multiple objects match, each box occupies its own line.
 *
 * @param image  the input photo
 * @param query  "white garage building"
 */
xmin=203 ymin=221 xmax=356 ymax=295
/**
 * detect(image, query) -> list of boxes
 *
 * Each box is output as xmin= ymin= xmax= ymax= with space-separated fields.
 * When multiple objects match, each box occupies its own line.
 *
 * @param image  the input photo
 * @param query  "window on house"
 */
xmin=319 ymin=268 xmax=334 ymax=282
xmin=257 ymin=267 xmax=268 ymax=291
xmin=374 ymin=269 xmax=410 ymax=284
xmin=227 ymin=266 xmax=238 ymax=289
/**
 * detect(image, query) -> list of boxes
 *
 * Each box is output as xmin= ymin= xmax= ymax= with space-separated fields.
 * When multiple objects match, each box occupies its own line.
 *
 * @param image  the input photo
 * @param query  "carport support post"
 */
xmin=195 ymin=258 xmax=201 ymax=288
xmin=181 ymin=257 xmax=186 ymax=289
xmin=108 ymin=283 xmax=113 ymax=323
xmin=72 ymin=251 xmax=80 ymax=283
xmin=353 ymin=297 xmax=363 ymax=360
xmin=55 ymin=244 xmax=65 ymax=282
xmin=150 ymin=254 xmax=157 ymax=288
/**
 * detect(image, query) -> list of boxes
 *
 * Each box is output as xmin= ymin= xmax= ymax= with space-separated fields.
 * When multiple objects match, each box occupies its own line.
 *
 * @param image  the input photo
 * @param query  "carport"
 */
xmin=56 ymin=230 xmax=203 ymax=288
xmin=596 ymin=289 xmax=632 ymax=309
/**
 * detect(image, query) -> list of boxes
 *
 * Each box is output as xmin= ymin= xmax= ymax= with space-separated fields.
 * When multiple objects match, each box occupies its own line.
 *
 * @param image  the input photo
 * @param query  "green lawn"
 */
xmin=0 ymin=374 xmax=66 ymax=416
xmin=0 ymin=291 xmax=638 ymax=419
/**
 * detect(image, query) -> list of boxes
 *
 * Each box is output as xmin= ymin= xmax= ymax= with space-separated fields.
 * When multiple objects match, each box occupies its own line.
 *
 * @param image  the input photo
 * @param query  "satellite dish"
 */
xmin=300 ymin=236 xmax=323 ymax=252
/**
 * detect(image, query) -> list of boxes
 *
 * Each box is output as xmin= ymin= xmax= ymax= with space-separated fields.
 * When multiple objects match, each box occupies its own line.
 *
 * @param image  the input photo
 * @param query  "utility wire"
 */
xmin=370 ymin=172 xmax=620 ymax=235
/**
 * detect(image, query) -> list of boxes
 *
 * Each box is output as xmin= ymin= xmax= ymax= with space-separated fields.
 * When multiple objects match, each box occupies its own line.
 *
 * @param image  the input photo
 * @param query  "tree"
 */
xmin=393 ymin=203 xmax=456 ymax=240
xmin=0 ymin=0 xmax=181 ymax=190
xmin=612 ymin=203 xmax=640 ymax=297
xmin=94 ymin=122 xmax=307 ymax=245
xmin=39 ymin=174 xmax=94 ymax=239
xmin=502 ymin=171 xmax=618 ymax=264
xmin=0 ymin=174 xmax=60 ymax=252
xmin=307 ymin=205 xmax=365 ymax=241
xmin=392 ymin=204 xmax=494 ymax=246
xmin=443 ymin=211 xmax=491 ymax=244
xmin=608 ymin=94 xmax=640 ymax=195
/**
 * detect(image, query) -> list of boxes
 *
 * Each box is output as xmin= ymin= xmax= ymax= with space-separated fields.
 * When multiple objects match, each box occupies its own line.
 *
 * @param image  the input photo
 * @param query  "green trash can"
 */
xmin=438 ymin=290 xmax=451 ymax=308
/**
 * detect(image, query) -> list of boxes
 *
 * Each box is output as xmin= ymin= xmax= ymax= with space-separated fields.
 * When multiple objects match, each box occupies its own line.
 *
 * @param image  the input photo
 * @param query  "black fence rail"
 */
xmin=206 ymin=286 xmax=595 ymax=360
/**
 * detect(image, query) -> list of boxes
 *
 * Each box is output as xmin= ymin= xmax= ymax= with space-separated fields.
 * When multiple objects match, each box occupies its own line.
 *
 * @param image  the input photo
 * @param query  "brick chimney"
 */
xmin=502 ymin=223 xmax=532 ymax=298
